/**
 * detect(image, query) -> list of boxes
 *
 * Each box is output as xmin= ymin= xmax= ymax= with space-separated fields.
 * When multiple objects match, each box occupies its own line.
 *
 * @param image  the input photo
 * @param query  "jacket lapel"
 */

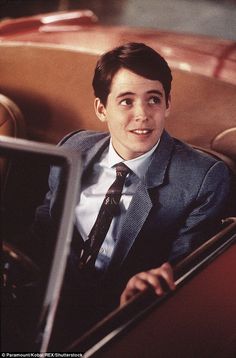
xmin=109 ymin=180 xmax=152 ymax=270
xmin=108 ymin=131 xmax=175 ymax=271
xmin=82 ymin=134 xmax=110 ymax=170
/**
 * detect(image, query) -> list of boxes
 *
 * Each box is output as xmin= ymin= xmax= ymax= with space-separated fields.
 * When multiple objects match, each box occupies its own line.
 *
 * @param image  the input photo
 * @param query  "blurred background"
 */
xmin=0 ymin=0 xmax=236 ymax=40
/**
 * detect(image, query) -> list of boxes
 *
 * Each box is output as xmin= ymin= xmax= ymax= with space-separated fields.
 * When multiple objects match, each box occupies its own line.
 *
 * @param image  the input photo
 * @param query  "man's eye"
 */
xmin=120 ymin=98 xmax=132 ymax=106
xmin=149 ymin=96 xmax=161 ymax=104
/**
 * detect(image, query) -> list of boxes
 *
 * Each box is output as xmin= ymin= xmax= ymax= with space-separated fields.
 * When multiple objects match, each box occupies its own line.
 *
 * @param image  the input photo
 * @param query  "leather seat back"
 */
xmin=0 ymin=43 xmax=235 ymax=148
xmin=0 ymin=44 xmax=104 ymax=144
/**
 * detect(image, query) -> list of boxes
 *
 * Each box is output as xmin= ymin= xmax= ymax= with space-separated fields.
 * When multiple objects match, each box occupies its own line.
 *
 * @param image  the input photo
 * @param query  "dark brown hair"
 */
xmin=92 ymin=42 xmax=172 ymax=105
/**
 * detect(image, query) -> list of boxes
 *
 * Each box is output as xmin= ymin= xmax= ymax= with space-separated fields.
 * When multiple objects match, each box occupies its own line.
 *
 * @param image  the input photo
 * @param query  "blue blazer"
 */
xmin=35 ymin=130 xmax=231 ymax=284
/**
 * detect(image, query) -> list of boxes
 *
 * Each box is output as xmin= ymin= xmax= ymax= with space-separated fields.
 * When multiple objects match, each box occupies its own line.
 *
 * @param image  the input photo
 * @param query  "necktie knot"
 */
xmin=115 ymin=162 xmax=130 ymax=178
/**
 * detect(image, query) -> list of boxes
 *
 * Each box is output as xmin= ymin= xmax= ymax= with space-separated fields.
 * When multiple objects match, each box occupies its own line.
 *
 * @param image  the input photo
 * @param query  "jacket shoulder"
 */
xmin=172 ymin=137 xmax=223 ymax=169
xmin=58 ymin=130 xmax=110 ymax=152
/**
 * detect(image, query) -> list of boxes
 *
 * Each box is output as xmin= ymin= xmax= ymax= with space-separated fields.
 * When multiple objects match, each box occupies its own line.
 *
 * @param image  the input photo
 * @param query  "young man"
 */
xmin=34 ymin=43 xmax=230 ymax=338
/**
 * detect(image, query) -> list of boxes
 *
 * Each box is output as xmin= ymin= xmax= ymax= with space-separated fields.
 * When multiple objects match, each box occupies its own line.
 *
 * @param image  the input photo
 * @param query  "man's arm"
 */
xmin=120 ymin=160 xmax=232 ymax=305
xmin=28 ymin=165 xmax=61 ymax=263
xmin=169 ymin=160 xmax=232 ymax=262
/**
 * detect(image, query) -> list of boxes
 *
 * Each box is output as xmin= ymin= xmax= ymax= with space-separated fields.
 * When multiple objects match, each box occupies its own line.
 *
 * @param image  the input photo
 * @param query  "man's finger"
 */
xmin=137 ymin=271 xmax=165 ymax=295
xmin=150 ymin=262 xmax=176 ymax=290
xmin=120 ymin=276 xmax=150 ymax=305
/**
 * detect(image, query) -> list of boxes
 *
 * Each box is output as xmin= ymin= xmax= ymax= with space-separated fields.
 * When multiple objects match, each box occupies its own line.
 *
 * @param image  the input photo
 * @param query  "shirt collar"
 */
xmin=108 ymin=139 xmax=160 ymax=179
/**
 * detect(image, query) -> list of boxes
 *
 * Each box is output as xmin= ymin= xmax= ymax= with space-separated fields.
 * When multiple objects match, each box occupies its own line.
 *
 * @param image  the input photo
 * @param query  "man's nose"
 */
xmin=134 ymin=103 xmax=148 ymax=121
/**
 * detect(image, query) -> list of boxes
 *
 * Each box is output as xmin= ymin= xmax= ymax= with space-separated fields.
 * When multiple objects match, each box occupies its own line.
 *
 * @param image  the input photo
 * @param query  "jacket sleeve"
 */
xmin=169 ymin=161 xmax=232 ymax=263
xmin=29 ymin=165 xmax=62 ymax=263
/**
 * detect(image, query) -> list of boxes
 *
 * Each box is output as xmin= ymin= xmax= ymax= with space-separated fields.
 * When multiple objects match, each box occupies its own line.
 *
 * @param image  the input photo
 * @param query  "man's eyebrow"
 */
xmin=116 ymin=91 xmax=134 ymax=99
xmin=116 ymin=90 xmax=164 ymax=99
xmin=147 ymin=90 xmax=163 ymax=97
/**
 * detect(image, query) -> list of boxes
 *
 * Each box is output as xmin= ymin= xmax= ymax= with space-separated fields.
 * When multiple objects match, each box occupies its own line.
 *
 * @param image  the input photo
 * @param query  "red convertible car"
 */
xmin=0 ymin=10 xmax=236 ymax=356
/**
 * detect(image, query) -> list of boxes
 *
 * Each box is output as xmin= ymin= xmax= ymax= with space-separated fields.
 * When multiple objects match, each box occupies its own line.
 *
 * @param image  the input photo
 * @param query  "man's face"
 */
xmin=95 ymin=68 xmax=171 ymax=160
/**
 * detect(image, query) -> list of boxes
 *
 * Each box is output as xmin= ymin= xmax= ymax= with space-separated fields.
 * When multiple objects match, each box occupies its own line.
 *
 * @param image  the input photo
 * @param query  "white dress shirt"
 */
xmin=75 ymin=139 xmax=159 ymax=272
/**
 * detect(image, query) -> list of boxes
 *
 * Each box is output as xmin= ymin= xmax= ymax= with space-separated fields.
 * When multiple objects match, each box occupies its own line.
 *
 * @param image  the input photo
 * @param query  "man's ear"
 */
xmin=94 ymin=98 xmax=107 ymax=122
xmin=165 ymin=94 xmax=171 ymax=118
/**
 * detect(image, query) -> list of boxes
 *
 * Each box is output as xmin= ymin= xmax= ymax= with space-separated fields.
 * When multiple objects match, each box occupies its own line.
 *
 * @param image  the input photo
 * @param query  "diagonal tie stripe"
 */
xmin=79 ymin=162 xmax=130 ymax=268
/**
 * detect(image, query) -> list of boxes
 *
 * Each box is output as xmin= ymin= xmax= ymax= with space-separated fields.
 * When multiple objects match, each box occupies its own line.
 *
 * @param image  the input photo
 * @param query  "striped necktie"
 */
xmin=79 ymin=162 xmax=130 ymax=269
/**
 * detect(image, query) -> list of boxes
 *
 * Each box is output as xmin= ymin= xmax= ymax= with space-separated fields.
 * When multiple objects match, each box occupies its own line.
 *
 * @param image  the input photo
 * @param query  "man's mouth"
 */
xmin=130 ymin=129 xmax=153 ymax=135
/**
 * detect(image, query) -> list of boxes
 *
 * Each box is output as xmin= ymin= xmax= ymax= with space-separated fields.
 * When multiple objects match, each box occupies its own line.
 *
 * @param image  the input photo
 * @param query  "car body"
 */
xmin=0 ymin=10 xmax=236 ymax=85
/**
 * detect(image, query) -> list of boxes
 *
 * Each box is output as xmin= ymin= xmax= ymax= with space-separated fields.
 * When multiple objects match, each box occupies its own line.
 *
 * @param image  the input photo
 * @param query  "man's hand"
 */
xmin=120 ymin=262 xmax=176 ymax=306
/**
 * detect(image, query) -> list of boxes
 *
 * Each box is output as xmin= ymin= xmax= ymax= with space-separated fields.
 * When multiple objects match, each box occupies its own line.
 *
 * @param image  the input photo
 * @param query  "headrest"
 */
xmin=211 ymin=128 xmax=236 ymax=162
xmin=0 ymin=94 xmax=26 ymax=138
